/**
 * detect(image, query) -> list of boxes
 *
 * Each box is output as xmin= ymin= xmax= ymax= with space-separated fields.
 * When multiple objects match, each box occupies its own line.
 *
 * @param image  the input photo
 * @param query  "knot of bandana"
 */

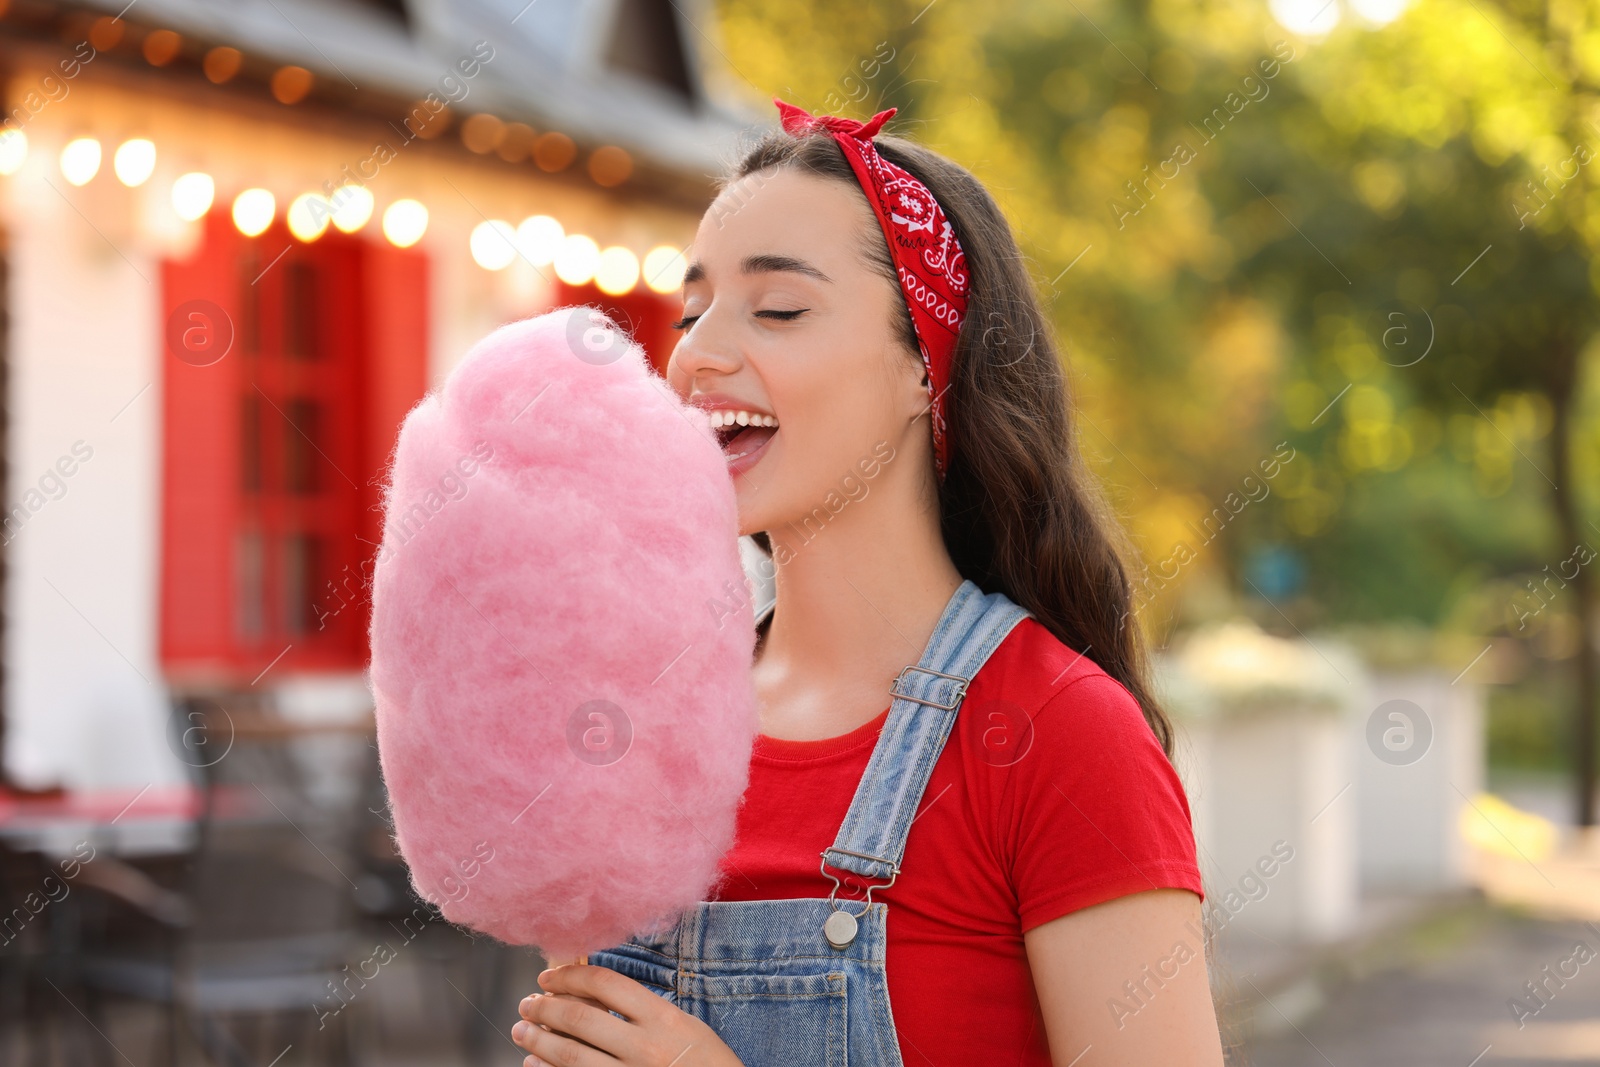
xmin=772 ymin=98 xmax=969 ymax=482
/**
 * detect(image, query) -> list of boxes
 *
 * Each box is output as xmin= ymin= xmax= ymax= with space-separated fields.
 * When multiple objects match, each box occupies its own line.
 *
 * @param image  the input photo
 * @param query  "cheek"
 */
xmin=765 ymin=347 xmax=853 ymax=439
xmin=774 ymin=365 xmax=898 ymax=476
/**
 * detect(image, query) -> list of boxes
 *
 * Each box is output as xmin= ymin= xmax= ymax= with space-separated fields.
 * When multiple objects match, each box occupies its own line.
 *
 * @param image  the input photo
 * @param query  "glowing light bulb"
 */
xmin=554 ymin=234 xmax=600 ymax=285
xmin=288 ymin=192 xmax=332 ymax=241
xmin=113 ymin=138 xmax=156 ymax=186
xmin=0 ymin=130 xmax=26 ymax=176
xmin=594 ymin=246 xmax=640 ymax=295
xmin=232 ymin=187 xmax=275 ymax=237
xmin=60 ymin=137 xmax=102 ymax=186
xmin=383 ymin=199 xmax=429 ymax=248
xmin=516 ymin=215 xmax=564 ymax=266
xmin=470 ymin=220 xmax=518 ymax=270
xmin=642 ymin=245 xmax=686 ymax=293
xmin=330 ymin=184 xmax=374 ymax=233
xmin=172 ymin=172 xmax=215 ymax=221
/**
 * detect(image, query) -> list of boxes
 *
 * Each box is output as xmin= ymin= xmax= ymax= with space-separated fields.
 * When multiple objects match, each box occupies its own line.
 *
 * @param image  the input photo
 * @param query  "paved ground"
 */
xmin=1233 ymin=900 xmax=1600 ymax=1066
xmin=14 ymin=821 xmax=1599 ymax=1067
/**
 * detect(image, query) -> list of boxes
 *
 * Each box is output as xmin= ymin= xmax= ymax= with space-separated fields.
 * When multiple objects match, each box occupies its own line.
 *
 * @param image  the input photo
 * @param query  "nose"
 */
xmin=667 ymin=309 xmax=744 ymax=393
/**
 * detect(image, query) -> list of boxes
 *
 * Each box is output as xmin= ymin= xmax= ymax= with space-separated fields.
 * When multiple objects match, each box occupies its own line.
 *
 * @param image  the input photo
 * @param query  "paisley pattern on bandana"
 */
xmin=773 ymin=98 xmax=969 ymax=481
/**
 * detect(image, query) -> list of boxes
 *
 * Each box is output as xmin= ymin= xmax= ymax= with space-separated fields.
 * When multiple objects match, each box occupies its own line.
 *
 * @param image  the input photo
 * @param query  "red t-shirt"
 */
xmin=707 ymin=616 xmax=1203 ymax=1066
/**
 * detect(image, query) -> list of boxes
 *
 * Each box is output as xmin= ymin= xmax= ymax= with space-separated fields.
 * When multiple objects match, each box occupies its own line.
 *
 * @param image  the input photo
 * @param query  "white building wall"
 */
xmin=3 ymin=121 xmax=170 ymax=790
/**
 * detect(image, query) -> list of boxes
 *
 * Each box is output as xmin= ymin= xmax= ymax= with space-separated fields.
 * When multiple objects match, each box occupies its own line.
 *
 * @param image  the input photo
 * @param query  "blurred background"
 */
xmin=0 ymin=0 xmax=1595 ymax=1064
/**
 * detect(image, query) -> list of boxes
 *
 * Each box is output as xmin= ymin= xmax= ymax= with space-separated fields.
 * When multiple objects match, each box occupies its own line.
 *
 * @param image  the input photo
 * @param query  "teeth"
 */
xmin=709 ymin=409 xmax=777 ymax=428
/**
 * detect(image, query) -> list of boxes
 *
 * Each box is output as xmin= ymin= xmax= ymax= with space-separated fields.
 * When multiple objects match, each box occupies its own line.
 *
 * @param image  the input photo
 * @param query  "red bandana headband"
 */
xmin=773 ymin=98 xmax=970 ymax=481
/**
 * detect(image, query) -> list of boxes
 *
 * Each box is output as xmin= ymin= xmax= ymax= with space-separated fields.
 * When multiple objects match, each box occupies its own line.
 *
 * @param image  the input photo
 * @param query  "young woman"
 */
xmin=509 ymin=100 xmax=1224 ymax=1067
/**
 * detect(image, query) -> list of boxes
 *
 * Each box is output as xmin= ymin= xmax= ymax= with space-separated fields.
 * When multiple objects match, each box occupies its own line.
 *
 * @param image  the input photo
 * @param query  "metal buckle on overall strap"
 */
xmin=819 ymin=848 xmax=899 ymax=949
xmin=889 ymin=664 xmax=970 ymax=710
xmin=814 ymin=662 xmax=972 ymax=950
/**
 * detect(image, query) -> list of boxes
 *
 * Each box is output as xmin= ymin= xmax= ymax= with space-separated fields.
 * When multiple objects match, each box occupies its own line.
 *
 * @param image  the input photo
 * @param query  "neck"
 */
xmin=755 ymin=456 xmax=963 ymax=678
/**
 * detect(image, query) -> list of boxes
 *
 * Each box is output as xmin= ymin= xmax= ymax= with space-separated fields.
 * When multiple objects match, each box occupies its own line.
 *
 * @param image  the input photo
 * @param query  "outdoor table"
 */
xmin=0 ymin=784 xmax=204 ymax=859
xmin=0 ymin=708 xmax=377 ymax=858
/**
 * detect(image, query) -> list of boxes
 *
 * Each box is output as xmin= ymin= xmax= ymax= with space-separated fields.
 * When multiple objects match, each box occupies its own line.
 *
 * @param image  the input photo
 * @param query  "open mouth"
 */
xmin=710 ymin=411 xmax=778 ymax=462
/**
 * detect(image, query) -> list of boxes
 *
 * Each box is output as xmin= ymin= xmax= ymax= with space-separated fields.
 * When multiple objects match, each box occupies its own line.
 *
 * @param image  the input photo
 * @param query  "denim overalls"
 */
xmin=587 ymin=579 xmax=1032 ymax=1067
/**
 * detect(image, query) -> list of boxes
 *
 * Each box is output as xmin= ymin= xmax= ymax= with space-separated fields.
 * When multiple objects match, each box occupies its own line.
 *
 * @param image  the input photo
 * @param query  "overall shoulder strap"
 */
xmin=820 ymin=579 xmax=1032 ymax=884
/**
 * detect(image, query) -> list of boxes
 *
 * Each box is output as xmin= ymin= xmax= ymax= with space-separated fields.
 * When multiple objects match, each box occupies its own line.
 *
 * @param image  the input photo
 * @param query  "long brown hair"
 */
xmin=723 ymin=122 xmax=1176 ymax=758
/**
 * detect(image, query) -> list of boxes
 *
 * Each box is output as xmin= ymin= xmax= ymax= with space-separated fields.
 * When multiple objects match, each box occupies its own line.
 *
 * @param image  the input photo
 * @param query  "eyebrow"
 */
xmin=681 ymin=253 xmax=833 ymax=286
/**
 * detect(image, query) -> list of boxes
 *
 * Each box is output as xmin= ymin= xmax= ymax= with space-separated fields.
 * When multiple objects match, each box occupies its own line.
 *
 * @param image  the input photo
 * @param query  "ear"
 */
xmin=899 ymin=353 xmax=933 ymax=425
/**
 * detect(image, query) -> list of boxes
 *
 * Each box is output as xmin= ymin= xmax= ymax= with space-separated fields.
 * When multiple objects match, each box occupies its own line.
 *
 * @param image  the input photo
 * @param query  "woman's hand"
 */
xmin=511 ymin=964 xmax=745 ymax=1067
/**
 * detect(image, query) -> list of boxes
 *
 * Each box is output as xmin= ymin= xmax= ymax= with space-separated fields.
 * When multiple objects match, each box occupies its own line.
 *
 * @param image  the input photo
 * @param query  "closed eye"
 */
xmin=669 ymin=309 xmax=809 ymax=331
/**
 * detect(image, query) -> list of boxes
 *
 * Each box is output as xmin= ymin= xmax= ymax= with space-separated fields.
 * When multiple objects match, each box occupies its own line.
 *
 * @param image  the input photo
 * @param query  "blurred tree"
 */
xmin=1183 ymin=0 xmax=1600 ymax=825
xmin=709 ymin=0 xmax=1600 ymax=822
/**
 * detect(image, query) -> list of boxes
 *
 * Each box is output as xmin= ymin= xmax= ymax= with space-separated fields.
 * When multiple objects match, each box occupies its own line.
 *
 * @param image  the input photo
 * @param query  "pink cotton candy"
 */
xmin=368 ymin=306 xmax=758 ymax=959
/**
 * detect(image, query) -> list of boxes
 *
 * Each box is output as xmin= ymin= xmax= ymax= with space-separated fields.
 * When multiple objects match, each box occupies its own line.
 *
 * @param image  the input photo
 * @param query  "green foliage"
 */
xmin=709 ymin=0 xmax=1600 ymax=767
xmin=1489 ymin=672 xmax=1574 ymax=770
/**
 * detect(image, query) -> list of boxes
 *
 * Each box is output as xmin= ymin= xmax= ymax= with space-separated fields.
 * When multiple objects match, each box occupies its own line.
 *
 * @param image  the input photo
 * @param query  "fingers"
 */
xmin=535 ymin=963 xmax=666 ymax=1023
xmin=514 ymin=990 xmax=630 ymax=1061
xmin=512 ymin=1011 xmax=609 ymax=1067
xmin=522 ymin=989 xmax=607 ymax=1016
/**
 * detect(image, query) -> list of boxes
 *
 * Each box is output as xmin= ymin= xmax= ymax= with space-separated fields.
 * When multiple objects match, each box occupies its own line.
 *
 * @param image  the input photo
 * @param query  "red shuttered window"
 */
xmin=160 ymin=210 xmax=427 ymax=681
